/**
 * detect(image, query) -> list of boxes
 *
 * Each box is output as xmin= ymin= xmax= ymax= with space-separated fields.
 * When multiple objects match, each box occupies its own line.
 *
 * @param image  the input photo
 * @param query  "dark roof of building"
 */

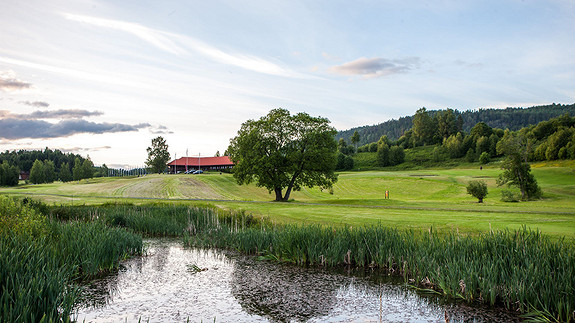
xmin=167 ymin=156 xmax=233 ymax=167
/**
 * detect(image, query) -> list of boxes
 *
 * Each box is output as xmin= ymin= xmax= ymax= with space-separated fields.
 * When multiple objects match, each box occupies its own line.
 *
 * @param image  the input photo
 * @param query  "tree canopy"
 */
xmin=227 ymin=108 xmax=338 ymax=202
xmin=0 ymin=161 xmax=19 ymax=186
xmin=466 ymin=180 xmax=488 ymax=203
xmin=496 ymin=131 xmax=542 ymax=200
xmin=146 ymin=136 xmax=170 ymax=174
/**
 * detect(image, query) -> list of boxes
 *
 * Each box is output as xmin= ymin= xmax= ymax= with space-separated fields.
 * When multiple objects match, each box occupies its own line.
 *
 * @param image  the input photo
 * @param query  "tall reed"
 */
xmin=48 ymin=203 xmax=264 ymax=237
xmin=182 ymin=210 xmax=575 ymax=322
xmin=1 ymin=196 xmax=143 ymax=322
xmin=0 ymin=232 xmax=78 ymax=322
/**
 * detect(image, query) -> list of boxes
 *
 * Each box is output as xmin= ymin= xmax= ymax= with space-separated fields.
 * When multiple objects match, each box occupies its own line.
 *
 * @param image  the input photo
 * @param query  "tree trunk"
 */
xmin=282 ymin=170 xmax=302 ymax=202
xmin=274 ymin=188 xmax=283 ymax=201
xmin=516 ymin=169 xmax=527 ymax=200
xmin=283 ymin=186 xmax=292 ymax=201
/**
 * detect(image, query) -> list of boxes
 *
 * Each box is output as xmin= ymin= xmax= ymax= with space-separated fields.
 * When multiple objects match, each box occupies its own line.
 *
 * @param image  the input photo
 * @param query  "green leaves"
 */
xmin=497 ymin=131 xmax=542 ymax=200
xmin=228 ymin=108 xmax=338 ymax=201
xmin=146 ymin=136 xmax=170 ymax=174
xmin=466 ymin=180 xmax=488 ymax=203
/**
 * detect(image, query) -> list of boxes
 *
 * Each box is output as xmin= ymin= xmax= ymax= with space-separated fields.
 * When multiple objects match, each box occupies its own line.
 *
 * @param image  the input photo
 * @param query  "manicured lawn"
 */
xmin=2 ymin=162 xmax=574 ymax=239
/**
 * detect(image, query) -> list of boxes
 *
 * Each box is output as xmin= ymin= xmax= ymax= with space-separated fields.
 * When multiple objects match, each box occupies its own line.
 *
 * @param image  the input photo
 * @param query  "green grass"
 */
xmin=1 ymin=162 xmax=574 ymax=239
xmin=3 ymin=194 xmax=573 ymax=322
xmin=0 ymin=196 xmax=143 ymax=322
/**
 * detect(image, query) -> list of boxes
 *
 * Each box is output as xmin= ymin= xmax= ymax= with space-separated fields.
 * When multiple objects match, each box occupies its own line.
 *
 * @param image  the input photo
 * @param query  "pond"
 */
xmin=74 ymin=239 xmax=521 ymax=322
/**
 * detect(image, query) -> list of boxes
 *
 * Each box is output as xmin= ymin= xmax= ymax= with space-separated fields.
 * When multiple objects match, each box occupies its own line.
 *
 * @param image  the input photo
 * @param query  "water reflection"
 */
xmin=74 ymin=239 xmax=521 ymax=322
xmin=231 ymin=258 xmax=340 ymax=321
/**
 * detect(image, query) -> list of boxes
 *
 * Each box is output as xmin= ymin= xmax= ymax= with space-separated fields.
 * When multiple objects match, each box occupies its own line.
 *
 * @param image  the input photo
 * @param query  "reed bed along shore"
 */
xmin=0 ymin=197 xmax=143 ymax=322
xmin=2 ymin=200 xmax=574 ymax=321
xmin=182 ymin=208 xmax=575 ymax=322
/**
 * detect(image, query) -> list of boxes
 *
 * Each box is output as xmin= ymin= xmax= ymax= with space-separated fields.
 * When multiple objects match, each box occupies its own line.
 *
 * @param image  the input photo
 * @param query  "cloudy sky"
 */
xmin=1 ymin=0 xmax=574 ymax=167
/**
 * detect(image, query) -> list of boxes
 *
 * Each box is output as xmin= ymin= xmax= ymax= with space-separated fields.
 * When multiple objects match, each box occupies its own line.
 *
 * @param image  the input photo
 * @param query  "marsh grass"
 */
xmin=0 ymin=196 xmax=143 ymax=322
xmin=47 ymin=203 xmax=264 ymax=237
xmin=183 ymin=210 xmax=575 ymax=322
xmin=4 ymin=198 xmax=573 ymax=322
xmin=0 ymin=232 xmax=78 ymax=322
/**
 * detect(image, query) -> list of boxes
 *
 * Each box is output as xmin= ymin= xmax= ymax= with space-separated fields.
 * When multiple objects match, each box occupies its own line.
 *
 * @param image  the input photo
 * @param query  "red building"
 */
xmin=167 ymin=156 xmax=234 ymax=173
xmin=19 ymin=171 xmax=30 ymax=180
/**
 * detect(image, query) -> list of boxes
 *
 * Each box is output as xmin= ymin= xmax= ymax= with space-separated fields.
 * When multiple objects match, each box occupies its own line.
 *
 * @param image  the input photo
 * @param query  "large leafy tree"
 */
xmin=228 ymin=108 xmax=338 ymax=202
xmin=496 ymin=130 xmax=542 ymax=200
xmin=466 ymin=180 xmax=488 ymax=203
xmin=81 ymin=158 xmax=94 ymax=179
xmin=72 ymin=158 xmax=83 ymax=181
xmin=43 ymin=160 xmax=56 ymax=183
xmin=146 ymin=136 xmax=170 ymax=174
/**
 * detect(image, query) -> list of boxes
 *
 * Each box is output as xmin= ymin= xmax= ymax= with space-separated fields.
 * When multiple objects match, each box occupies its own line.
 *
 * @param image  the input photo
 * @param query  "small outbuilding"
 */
xmin=19 ymin=171 xmax=30 ymax=180
xmin=167 ymin=156 xmax=234 ymax=174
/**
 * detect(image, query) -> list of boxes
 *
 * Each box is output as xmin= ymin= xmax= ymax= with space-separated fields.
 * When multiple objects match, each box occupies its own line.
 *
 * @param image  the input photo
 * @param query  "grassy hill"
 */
xmin=2 ymin=162 xmax=574 ymax=239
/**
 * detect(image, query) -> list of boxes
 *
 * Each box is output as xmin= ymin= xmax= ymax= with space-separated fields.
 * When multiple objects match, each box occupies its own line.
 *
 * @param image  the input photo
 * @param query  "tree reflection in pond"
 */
xmin=74 ymin=239 xmax=521 ymax=322
xmin=231 ymin=257 xmax=341 ymax=321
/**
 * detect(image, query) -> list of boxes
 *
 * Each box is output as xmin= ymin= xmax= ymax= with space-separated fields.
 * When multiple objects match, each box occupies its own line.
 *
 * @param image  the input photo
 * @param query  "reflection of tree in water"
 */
xmin=231 ymin=257 xmax=522 ymax=323
xmin=231 ymin=258 xmax=344 ymax=322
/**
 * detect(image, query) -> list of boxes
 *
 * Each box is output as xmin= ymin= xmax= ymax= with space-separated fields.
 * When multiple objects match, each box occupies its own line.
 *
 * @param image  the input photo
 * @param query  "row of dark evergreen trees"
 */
xmin=0 ymin=148 xmax=87 ymax=173
xmin=0 ymin=162 xmax=19 ymax=186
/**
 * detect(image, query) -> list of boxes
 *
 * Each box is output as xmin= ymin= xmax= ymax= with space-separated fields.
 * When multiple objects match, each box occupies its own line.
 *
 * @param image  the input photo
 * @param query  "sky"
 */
xmin=1 ymin=0 xmax=574 ymax=168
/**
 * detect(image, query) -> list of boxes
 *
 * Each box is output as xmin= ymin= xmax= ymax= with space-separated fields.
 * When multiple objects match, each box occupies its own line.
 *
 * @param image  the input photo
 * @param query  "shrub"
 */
xmin=501 ymin=189 xmax=520 ymax=202
xmin=466 ymin=180 xmax=488 ymax=203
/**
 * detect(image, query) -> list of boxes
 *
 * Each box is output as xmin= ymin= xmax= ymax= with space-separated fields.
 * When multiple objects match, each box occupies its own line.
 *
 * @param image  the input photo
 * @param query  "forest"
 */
xmin=336 ymin=110 xmax=575 ymax=173
xmin=0 ymin=149 xmax=105 ymax=185
xmin=336 ymin=103 xmax=575 ymax=146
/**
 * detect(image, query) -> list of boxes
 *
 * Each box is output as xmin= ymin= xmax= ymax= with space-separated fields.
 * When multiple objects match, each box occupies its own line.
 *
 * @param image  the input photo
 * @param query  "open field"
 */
xmin=2 ymin=162 xmax=574 ymax=238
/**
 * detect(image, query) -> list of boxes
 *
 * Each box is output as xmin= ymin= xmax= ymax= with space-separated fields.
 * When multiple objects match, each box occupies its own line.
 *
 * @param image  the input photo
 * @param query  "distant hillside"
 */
xmin=336 ymin=103 xmax=575 ymax=145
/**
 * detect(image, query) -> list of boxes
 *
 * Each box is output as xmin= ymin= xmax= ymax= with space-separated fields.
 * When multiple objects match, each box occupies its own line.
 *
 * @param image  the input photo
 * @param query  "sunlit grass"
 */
xmin=1 ymin=162 xmax=574 ymax=238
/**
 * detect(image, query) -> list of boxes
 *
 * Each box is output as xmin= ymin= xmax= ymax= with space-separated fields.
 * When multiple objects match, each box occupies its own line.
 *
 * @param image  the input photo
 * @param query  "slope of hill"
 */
xmin=336 ymin=103 xmax=575 ymax=145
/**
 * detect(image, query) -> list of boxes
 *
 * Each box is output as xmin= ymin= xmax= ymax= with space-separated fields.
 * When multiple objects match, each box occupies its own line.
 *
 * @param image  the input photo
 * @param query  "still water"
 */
xmin=74 ymin=239 xmax=521 ymax=322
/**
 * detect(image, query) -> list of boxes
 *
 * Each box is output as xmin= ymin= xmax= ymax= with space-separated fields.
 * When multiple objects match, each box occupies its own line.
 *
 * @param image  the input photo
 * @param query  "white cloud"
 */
xmin=63 ymin=13 xmax=306 ymax=78
xmin=63 ymin=13 xmax=186 ymax=55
